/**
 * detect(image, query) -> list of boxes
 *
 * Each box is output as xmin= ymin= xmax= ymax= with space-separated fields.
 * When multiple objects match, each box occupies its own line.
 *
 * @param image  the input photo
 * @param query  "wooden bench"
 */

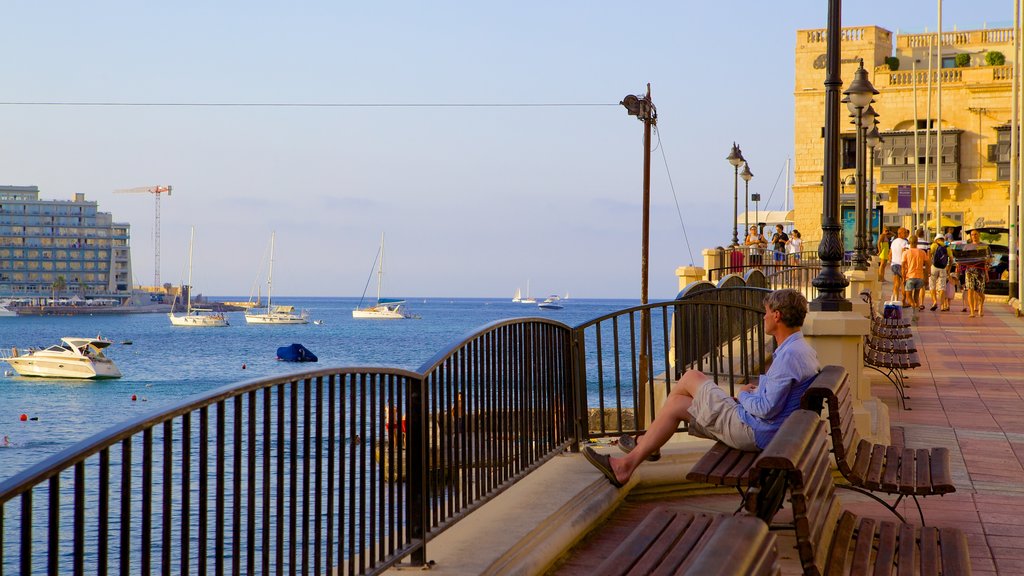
xmin=862 ymin=338 xmax=918 ymax=410
xmin=594 ymin=510 xmax=780 ymax=576
xmin=684 ymin=366 xmax=845 ymax=508
xmin=746 ymin=410 xmax=971 ymax=576
xmin=801 ymin=366 xmax=955 ymax=525
xmin=861 ymin=290 xmax=913 ymax=340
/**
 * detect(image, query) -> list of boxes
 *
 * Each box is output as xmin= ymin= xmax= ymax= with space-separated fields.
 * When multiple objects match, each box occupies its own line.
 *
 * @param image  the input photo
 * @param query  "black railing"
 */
xmin=1 ymin=287 xmax=772 ymax=575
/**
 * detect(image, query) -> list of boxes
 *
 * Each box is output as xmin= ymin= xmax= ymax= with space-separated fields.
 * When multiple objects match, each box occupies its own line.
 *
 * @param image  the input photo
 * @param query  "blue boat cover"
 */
xmin=277 ymin=343 xmax=318 ymax=362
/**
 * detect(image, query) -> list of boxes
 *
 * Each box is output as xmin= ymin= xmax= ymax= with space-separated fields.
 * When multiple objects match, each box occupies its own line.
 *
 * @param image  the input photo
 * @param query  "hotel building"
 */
xmin=0 ymin=185 xmax=133 ymax=303
xmin=793 ymin=25 xmax=1017 ymax=243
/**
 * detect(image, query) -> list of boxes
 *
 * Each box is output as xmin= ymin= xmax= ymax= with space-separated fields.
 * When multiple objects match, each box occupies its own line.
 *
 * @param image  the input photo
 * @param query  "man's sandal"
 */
xmin=616 ymin=434 xmax=661 ymax=462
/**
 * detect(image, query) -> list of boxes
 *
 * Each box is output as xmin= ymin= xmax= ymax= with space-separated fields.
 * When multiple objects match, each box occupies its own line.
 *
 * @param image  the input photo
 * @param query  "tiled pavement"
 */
xmin=551 ymin=291 xmax=1024 ymax=576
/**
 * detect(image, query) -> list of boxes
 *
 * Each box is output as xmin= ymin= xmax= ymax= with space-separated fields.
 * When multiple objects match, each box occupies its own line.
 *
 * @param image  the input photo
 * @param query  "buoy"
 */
xmin=242 ymin=363 xmax=246 ymax=370
xmin=131 ymin=394 xmax=137 ymax=401
xmin=20 ymin=413 xmax=28 ymax=421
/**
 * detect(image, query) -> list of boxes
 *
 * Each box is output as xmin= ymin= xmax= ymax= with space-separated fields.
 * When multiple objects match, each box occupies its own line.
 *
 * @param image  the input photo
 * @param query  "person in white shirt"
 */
xmin=889 ymin=227 xmax=910 ymax=304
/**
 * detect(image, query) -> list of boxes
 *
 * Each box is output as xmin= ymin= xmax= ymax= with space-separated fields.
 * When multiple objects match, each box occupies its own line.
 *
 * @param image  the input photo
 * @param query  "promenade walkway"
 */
xmin=547 ymin=294 xmax=1024 ymax=576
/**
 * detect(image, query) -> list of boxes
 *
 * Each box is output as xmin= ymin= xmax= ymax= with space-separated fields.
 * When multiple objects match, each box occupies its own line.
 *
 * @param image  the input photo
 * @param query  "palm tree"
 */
xmin=51 ymin=275 xmax=67 ymax=305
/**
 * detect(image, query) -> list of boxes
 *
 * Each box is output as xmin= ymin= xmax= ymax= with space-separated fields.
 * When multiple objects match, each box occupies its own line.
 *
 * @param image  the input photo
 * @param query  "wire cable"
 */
xmin=654 ymin=126 xmax=695 ymax=266
xmin=0 ymin=101 xmax=618 ymax=108
xmin=761 ymin=162 xmax=787 ymax=213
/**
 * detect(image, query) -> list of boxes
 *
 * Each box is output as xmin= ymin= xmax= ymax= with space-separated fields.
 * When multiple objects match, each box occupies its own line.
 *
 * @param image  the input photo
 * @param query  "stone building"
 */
xmin=793 ymin=25 xmax=1017 ymax=245
xmin=0 ymin=185 xmax=133 ymax=303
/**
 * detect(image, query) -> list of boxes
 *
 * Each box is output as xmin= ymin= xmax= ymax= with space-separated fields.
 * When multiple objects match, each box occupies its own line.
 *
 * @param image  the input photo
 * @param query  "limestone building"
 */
xmin=793 ymin=25 xmax=1017 ymax=245
xmin=0 ymin=185 xmax=133 ymax=303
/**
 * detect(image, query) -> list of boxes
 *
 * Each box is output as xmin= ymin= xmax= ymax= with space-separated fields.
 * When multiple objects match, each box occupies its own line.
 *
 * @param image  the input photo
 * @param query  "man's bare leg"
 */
xmin=607 ymin=369 xmax=708 ymax=484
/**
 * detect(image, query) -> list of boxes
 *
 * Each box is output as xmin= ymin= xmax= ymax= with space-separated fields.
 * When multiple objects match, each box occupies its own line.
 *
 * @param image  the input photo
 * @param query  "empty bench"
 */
xmin=746 ymin=410 xmax=970 ymax=575
xmin=801 ymin=366 xmax=954 ymax=525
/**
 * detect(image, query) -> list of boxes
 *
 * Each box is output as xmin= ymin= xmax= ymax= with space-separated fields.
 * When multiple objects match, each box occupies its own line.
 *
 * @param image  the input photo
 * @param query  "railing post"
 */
xmin=568 ymin=327 xmax=585 ymax=451
xmin=408 ymin=375 xmax=428 ymax=566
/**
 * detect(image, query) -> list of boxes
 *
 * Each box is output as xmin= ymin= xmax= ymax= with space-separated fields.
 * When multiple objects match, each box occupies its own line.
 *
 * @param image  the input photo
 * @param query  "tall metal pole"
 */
xmin=733 ymin=163 xmax=741 ymax=246
xmin=853 ymin=105 xmax=869 ymax=270
xmin=936 ymin=0 xmax=943 ymax=240
xmin=925 ymin=40 xmax=933 ymax=231
xmin=1010 ymin=0 xmax=1020 ymax=299
xmin=912 ymin=58 xmax=921 ymax=232
xmin=811 ymin=0 xmax=851 ymax=311
xmin=744 ymin=173 xmax=750 ymax=236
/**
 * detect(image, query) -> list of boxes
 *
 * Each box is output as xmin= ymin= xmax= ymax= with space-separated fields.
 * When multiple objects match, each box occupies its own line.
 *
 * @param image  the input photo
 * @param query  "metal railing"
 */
xmin=1 ymin=286 xmax=772 ymax=575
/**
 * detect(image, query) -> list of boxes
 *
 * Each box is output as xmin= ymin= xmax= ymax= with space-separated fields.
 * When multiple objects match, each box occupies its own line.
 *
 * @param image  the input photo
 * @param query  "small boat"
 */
xmin=276 ymin=343 xmax=318 ymax=362
xmin=519 ymin=280 xmax=537 ymax=304
xmin=245 ymin=233 xmax=309 ymax=325
xmin=538 ymin=295 xmax=564 ymax=310
xmin=1 ymin=337 xmax=122 ymax=379
xmin=353 ymin=233 xmax=417 ymax=319
xmin=313 ymin=319 xmax=324 ymax=326
xmin=169 ymin=227 xmax=229 ymax=327
xmin=0 ymin=300 xmax=18 ymax=317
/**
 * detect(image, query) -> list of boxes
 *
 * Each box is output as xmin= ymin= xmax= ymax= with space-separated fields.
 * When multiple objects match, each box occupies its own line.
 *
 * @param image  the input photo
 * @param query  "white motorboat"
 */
xmin=0 ymin=300 xmax=18 ymax=317
xmin=353 ymin=233 xmax=417 ymax=319
xmin=2 ymin=337 xmax=122 ymax=379
xmin=245 ymin=232 xmax=309 ymax=325
xmin=169 ymin=227 xmax=229 ymax=327
xmin=538 ymin=295 xmax=564 ymax=310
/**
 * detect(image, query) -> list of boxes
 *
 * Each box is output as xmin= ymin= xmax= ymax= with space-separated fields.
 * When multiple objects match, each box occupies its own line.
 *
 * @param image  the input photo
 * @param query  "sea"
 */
xmin=0 ymin=296 xmax=634 ymax=483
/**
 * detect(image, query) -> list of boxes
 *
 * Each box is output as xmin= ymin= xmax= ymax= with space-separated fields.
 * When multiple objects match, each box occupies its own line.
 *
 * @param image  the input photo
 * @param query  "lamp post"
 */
xmin=727 ymin=143 xmax=745 ymax=246
xmin=843 ymin=60 xmax=879 ymax=272
xmin=621 ymin=84 xmax=657 ymax=423
xmin=866 ymin=126 xmax=882 ymax=255
xmin=812 ymin=0 xmax=851 ymax=311
xmin=741 ymin=162 xmax=753 ymax=236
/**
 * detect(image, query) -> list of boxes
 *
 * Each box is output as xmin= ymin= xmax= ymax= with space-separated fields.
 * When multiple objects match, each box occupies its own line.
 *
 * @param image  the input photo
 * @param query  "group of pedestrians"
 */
xmin=743 ymin=224 xmax=803 ymax=263
xmin=879 ymin=226 xmax=987 ymax=317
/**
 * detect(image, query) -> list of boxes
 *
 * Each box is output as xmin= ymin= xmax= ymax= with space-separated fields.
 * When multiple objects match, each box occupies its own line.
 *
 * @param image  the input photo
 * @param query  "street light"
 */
xmin=866 ymin=125 xmax=882 ymax=255
xmin=727 ymin=143 xmax=746 ymax=246
xmin=621 ymin=84 xmax=657 ymax=423
xmin=843 ymin=59 xmax=879 ymax=271
xmin=740 ymin=162 xmax=753 ymax=237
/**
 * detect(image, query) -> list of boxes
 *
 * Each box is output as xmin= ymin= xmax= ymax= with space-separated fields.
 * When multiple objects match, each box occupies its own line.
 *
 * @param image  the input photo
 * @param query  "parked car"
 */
xmin=953 ymin=227 xmax=1010 ymax=295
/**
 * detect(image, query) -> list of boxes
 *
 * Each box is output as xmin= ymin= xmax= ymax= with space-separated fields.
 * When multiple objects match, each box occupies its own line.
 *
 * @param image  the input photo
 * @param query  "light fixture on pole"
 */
xmin=740 ymin=162 xmax=753 ymax=237
xmin=843 ymin=59 xmax=879 ymax=272
xmin=812 ymin=0 xmax=852 ymax=311
xmin=727 ymin=143 xmax=745 ymax=247
xmin=621 ymin=84 xmax=657 ymax=423
xmin=866 ymin=125 xmax=882 ymax=255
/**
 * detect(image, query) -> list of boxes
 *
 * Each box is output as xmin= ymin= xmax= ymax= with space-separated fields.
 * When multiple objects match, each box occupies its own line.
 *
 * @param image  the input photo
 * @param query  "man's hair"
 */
xmin=764 ymin=288 xmax=808 ymax=328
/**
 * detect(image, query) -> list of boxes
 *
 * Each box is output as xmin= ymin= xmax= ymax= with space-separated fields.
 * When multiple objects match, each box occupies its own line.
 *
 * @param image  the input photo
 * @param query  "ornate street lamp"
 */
xmin=812 ymin=0 xmax=851 ymax=311
xmin=843 ymin=60 xmax=879 ymax=272
xmin=740 ymin=162 xmax=753 ymax=237
xmin=727 ymin=143 xmax=745 ymax=246
xmin=866 ymin=125 xmax=883 ymax=255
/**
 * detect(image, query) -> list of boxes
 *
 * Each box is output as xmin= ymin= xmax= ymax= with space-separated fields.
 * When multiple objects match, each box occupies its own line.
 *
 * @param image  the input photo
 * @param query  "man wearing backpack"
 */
xmin=928 ymin=237 xmax=951 ymax=311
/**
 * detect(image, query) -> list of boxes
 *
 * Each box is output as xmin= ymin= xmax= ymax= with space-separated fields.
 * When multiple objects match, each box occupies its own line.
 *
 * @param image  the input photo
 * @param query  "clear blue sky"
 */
xmin=1 ymin=1 xmax=1012 ymax=299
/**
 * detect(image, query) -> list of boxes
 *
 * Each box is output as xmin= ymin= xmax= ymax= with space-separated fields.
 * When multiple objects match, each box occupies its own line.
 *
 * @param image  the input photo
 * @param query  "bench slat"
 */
xmin=899 ymin=448 xmax=917 ymax=495
xmin=930 ymin=448 xmax=955 ymax=492
xmin=873 ymin=520 xmax=899 ymax=573
xmin=864 ymin=444 xmax=887 ymax=489
xmin=881 ymin=444 xmax=901 ymax=492
xmin=919 ymin=526 xmax=940 ymax=576
xmin=850 ymin=517 xmax=877 ymax=574
xmin=897 ymin=523 xmax=917 ymax=576
xmin=644 ymin=513 xmax=719 ymax=576
xmin=824 ymin=510 xmax=857 ymax=575
xmin=939 ymin=526 xmax=973 ymax=576
xmin=915 ymin=448 xmax=932 ymax=494
xmin=849 ymin=439 xmax=873 ymax=483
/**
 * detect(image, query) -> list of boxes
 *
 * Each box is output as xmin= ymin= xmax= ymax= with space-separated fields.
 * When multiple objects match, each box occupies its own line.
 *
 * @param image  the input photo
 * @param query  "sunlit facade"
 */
xmin=0 ymin=185 xmax=133 ymax=303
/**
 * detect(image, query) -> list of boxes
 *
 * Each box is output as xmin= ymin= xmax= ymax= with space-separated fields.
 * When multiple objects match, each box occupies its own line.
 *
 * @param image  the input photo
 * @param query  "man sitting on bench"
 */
xmin=583 ymin=288 xmax=821 ymax=487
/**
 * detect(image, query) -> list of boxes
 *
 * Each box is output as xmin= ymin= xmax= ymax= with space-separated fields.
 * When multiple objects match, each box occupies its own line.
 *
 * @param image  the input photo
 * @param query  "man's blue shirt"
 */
xmin=735 ymin=332 xmax=820 ymax=448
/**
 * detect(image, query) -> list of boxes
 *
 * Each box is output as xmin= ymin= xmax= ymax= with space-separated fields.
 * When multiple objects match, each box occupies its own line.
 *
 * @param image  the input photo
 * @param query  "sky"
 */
xmin=1 ymin=1 xmax=1014 ymax=299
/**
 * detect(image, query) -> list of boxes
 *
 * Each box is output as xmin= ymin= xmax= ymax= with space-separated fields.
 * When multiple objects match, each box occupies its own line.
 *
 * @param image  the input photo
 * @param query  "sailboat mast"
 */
xmin=267 ymin=232 xmax=275 ymax=311
xmin=186 ymin=226 xmax=195 ymax=315
xmin=377 ymin=232 xmax=385 ymax=303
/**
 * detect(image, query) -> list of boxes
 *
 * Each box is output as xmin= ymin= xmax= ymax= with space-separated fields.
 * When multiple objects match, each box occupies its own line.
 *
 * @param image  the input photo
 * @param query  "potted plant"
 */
xmin=986 ymin=51 xmax=1006 ymax=66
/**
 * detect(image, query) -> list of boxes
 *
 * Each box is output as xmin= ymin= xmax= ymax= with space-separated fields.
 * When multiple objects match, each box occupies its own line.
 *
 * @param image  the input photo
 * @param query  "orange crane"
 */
xmin=113 ymin=185 xmax=173 ymax=287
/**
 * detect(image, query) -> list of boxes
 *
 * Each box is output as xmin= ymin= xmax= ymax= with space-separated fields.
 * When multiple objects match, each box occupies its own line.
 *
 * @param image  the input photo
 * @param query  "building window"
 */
xmin=841 ymin=136 xmax=856 ymax=169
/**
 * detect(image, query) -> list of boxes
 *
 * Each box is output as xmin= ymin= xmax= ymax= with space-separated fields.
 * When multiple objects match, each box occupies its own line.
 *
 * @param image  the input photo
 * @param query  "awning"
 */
xmin=735 ymin=210 xmax=795 ymax=228
xmin=924 ymin=216 xmax=961 ymax=229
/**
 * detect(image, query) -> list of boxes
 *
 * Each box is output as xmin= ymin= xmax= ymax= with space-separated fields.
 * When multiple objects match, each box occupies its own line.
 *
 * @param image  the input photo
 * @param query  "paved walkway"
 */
xmin=551 ymin=293 xmax=1024 ymax=576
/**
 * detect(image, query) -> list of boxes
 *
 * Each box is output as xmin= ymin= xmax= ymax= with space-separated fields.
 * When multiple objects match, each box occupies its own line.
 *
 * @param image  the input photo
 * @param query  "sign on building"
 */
xmin=897 ymin=185 xmax=912 ymax=215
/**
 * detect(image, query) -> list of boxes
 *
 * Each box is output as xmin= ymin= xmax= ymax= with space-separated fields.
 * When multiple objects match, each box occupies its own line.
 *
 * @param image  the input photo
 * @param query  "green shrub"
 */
xmin=955 ymin=53 xmax=971 ymax=67
xmin=986 ymin=51 xmax=1006 ymax=66
xmin=884 ymin=56 xmax=900 ymax=71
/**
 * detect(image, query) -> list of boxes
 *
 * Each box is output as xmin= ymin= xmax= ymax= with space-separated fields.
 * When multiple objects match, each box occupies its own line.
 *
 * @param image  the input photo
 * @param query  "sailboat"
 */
xmin=519 ymin=280 xmax=536 ymax=304
xmin=245 ymin=233 xmax=309 ymax=325
xmin=169 ymin=227 xmax=229 ymax=327
xmin=353 ymin=233 xmax=416 ymax=319
xmin=512 ymin=287 xmax=522 ymax=303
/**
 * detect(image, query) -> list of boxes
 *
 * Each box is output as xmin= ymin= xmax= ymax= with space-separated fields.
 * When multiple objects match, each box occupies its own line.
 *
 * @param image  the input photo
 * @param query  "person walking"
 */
xmin=928 ymin=237 xmax=951 ymax=311
xmin=901 ymin=231 xmax=930 ymax=311
xmin=889 ymin=227 xmax=910 ymax=304
xmin=877 ymin=228 xmax=892 ymax=282
xmin=963 ymin=228 xmax=990 ymax=317
xmin=581 ymin=289 xmax=820 ymax=487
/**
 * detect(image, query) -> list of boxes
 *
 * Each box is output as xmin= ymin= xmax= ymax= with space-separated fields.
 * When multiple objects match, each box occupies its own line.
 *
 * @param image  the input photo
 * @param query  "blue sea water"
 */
xmin=0 ymin=296 xmax=633 ymax=483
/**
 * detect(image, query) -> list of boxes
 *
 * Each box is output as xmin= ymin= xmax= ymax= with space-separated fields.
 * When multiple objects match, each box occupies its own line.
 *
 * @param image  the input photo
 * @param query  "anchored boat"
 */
xmin=2 ymin=337 xmax=122 ymax=379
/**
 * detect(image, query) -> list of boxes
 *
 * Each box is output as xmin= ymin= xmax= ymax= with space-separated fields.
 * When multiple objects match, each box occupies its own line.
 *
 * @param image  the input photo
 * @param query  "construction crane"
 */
xmin=113 ymin=185 xmax=172 ymax=287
